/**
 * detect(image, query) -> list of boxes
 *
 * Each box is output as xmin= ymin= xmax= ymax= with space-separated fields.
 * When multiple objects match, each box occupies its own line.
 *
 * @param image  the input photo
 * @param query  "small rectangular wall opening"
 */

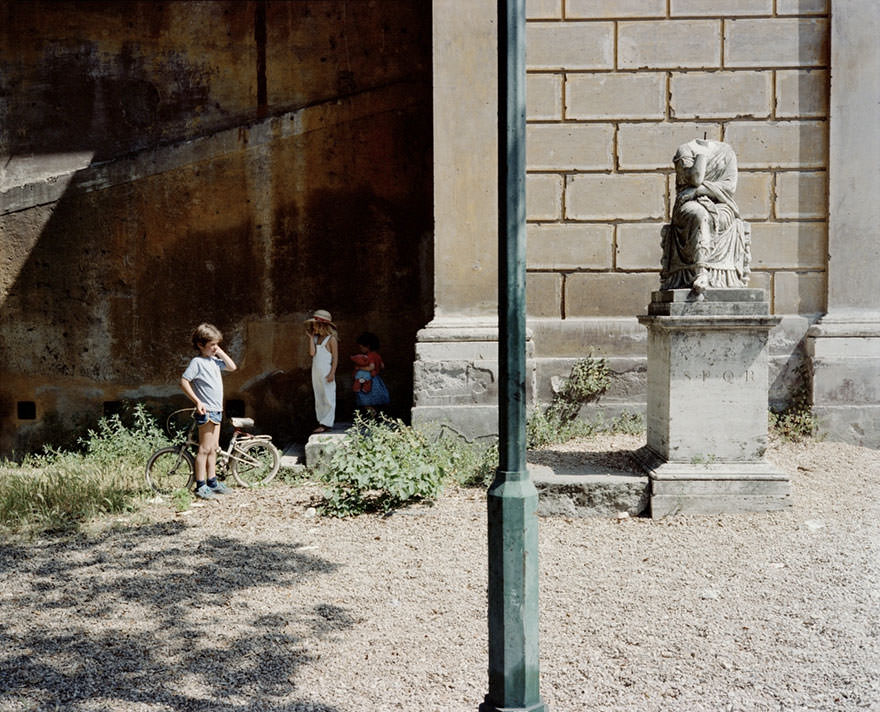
xmin=225 ymin=399 xmax=246 ymax=418
xmin=103 ymin=401 xmax=123 ymax=417
xmin=17 ymin=401 xmax=37 ymax=420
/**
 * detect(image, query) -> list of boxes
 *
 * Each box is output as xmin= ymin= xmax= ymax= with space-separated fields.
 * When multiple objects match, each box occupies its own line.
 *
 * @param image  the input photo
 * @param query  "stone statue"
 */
xmin=660 ymin=138 xmax=751 ymax=294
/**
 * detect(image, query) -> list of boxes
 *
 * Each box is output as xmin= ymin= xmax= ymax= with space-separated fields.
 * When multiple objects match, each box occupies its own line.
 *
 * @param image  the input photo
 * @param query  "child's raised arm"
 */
xmin=214 ymin=346 xmax=237 ymax=372
xmin=327 ymin=335 xmax=338 ymax=382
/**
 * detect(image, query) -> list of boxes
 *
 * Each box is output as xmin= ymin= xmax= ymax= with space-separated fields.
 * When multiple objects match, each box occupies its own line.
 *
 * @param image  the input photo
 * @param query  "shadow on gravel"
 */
xmin=527 ymin=448 xmax=643 ymax=474
xmin=0 ymin=521 xmax=347 ymax=711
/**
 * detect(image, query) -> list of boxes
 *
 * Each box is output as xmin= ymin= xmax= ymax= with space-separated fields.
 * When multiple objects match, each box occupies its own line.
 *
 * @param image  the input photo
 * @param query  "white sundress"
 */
xmin=311 ymin=335 xmax=336 ymax=427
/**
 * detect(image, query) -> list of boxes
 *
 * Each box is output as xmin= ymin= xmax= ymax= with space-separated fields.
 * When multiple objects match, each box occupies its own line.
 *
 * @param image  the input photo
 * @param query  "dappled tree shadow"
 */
xmin=0 ymin=521 xmax=348 ymax=710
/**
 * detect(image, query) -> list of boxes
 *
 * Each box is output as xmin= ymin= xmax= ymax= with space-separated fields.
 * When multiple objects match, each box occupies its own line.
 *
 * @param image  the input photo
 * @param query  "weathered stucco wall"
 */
xmin=0 ymin=1 xmax=432 ymax=453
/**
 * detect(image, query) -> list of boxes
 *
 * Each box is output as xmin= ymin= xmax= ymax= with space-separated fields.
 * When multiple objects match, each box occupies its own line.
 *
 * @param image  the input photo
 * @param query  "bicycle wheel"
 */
xmin=231 ymin=439 xmax=280 ymax=487
xmin=145 ymin=447 xmax=195 ymax=494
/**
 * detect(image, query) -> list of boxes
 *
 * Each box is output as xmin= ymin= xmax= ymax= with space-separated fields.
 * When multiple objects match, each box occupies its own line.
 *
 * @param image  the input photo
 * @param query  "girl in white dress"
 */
xmin=305 ymin=309 xmax=338 ymax=433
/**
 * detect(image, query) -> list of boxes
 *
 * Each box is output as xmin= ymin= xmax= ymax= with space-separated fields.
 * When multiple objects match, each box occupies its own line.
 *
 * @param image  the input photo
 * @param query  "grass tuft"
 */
xmin=0 ymin=403 xmax=170 ymax=536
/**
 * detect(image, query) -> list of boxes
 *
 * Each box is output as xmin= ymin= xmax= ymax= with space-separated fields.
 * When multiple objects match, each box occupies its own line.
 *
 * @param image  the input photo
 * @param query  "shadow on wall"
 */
xmin=267 ymin=187 xmax=432 ymax=437
xmin=0 ymin=0 xmax=433 ymax=454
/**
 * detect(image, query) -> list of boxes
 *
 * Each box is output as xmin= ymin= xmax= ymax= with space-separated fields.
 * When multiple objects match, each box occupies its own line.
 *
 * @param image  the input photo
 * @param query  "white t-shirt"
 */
xmin=182 ymin=356 xmax=226 ymax=411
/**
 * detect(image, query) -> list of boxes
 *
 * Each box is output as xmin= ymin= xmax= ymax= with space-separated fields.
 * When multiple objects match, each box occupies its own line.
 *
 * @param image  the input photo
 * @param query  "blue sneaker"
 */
xmin=208 ymin=480 xmax=229 ymax=495
xmin=195 ymin=483 xmax=218 ymax=500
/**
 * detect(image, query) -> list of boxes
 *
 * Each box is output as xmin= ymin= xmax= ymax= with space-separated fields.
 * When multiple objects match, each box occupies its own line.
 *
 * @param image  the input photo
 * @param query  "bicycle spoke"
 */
xmin=145 ymin=447 xmax=194 ymax=494
xmin=231 ymin=440 xmax=280 ymax=487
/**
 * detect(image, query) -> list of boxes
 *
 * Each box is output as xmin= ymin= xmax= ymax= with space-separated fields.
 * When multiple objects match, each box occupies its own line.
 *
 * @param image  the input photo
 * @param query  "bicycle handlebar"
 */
xmin=165 ymin=408 xmax=196 ymax=435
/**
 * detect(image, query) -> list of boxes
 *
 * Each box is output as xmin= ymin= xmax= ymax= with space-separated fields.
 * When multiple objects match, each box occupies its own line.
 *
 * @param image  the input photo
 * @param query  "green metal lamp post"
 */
xmin=479 ymin=0 xmax=547 ymax=710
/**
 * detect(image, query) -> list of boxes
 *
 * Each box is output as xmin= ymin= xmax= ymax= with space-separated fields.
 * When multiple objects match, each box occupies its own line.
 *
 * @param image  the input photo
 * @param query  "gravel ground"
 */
xmin=0 ymin=435 xmax=878 ymax=712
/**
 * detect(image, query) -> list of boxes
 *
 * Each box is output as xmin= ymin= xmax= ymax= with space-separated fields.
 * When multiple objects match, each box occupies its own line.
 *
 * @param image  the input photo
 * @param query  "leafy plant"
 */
xmin=769 ymin=365 xmax=819 ymax=442
xmin=545 ymin=357 xmax=612 ymax=423
xmin=170 ymin=487 xmax=192 ymax=513
xmin=769 ymin=401 xmax=818 ymax=442
xmin=319 ymin=414 xmax=451 ymax=517
xmin=78 ymin=403 xmax=171 ymax=474
xmin=278 ymin=464 xmax=310 ymax=485
xmin=455 ymin=439 xmax=499 ymax=489
xmin=607 ymin=411 xmax=645 ymax=435
xmin=527 ymin=408 xmax=600 ymax=449
xmin=527 ymin=357 xmax=611 ymax=448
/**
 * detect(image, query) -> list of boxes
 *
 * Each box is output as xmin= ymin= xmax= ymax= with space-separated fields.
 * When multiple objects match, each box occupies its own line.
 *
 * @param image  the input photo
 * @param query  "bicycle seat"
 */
xmin=230 ymin=417 xmax=255 ymax=429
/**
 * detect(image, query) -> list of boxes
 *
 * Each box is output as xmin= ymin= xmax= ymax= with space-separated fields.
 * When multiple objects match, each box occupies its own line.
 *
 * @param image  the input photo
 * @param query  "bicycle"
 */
xmin=145 ymin=408 xmax=281 ymax=494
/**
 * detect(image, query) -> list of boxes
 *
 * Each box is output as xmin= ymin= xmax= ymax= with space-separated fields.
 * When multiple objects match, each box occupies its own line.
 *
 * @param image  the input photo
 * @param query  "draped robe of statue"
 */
xmin=660 ymin=139 xmax=751 ymax=292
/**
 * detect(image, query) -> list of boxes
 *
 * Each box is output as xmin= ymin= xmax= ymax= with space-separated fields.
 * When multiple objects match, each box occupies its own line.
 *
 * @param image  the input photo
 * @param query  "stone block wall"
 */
xmin=524 ymin=0 xmax=830 ymax=319
xmin=425 ymin=0 xmax=876 ymax=445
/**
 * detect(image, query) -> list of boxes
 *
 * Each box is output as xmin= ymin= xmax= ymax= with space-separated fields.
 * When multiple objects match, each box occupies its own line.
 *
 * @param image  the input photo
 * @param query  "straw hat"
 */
xmin=304 ymin=309 xmax=337 ymax=329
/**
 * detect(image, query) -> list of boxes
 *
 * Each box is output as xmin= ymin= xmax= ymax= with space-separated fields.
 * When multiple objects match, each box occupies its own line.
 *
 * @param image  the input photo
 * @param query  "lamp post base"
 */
xmin=479 ymin=697 xmax=548 ymax=712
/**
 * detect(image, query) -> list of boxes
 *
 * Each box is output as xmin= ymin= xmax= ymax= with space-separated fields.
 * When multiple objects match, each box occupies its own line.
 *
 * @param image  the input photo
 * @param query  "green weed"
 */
xmin=319 ymin=414 xmax=450 ymax=516
xmin=527 ymin=409 xmax=601 ymax=449
xmin=769 ymin=365 xmax=819 ymax=442
xmin=769 ymin=401 xmax=818 ymax=442
xmin=607 ymin=411 xmax=645 ymax=435
xmin=527 ymin=356 xmax=613 ymax=448
xmin=451 ymin=438 xmax=499 ymax=489
xmin=0 ymin=403 xmax=170 ymax=536
xmin=317 ymin=414 xmax=503 ymax=516
xmin=171 ymin=487 xmax=192 ymax=513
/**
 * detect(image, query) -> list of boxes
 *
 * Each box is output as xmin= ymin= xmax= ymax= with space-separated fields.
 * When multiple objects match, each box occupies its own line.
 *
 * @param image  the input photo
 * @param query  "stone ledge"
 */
xmin=652 ymin=288 xmax=766 ymax=303
xmin=410 ymin=405 xmax=499 ymax=441
xmin=651 ymin=494 xmax=791 ymax=517
xmin=808 ymin=316 xmax=880 ymax=339
xmin=529 ymin=463 xmax=649 ymax=518
xmin=639 ymin=314 xmax=781 ymax=330
xmin=648 ymin=289 xmax=771 ymax=317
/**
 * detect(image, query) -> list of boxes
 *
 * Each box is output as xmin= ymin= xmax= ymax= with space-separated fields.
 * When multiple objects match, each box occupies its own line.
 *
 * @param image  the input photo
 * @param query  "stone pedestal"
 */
xmin=637 ymin=289 xmax=791 ymax=518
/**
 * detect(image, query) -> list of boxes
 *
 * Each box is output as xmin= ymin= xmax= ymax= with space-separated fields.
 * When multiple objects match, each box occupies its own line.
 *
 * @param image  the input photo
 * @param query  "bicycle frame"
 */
xmin=146 ymin=409 xmax=280 ymax=493
xmin=180 ymin=414 xmax=273 ymax=478
xmin=221 ymin=429 xmax=273 ymax=473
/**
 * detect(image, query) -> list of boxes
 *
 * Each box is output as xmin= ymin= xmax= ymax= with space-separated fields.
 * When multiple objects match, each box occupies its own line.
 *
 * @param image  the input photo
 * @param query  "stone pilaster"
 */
xmin=806 ymin=0 xmax=880 ymax=447
xmin=807 ymin=317 xmax=880 ymax=446
xmin=414 ymin=1 xmax=503 ymax=437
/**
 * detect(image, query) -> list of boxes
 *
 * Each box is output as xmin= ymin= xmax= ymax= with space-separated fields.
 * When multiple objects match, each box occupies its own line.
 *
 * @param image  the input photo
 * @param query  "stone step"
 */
xmin=529 ymin=462 xmax=649 ymax=518
xmin=301 ymin=422 xmax=353 ymax=475
xmin=297 ymin=425 xmax=649 ymax=518
xmin=280 ymin=443 xmax=305 ymax=470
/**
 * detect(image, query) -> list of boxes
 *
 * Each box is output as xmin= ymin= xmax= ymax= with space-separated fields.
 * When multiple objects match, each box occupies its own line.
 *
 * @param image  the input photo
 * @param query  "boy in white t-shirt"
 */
xmin=180 ymin=323 xmax=237 ymax=499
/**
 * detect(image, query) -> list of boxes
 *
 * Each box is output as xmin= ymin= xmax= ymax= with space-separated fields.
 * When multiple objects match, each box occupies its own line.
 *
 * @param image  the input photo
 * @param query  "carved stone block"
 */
xmin=638 ymin=289 xmax=791 ymax=517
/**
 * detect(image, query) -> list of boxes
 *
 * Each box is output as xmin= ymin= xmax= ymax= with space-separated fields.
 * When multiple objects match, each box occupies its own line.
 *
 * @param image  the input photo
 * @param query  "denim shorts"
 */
xmin=196 ymin=410 xmax=223 ymax=426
